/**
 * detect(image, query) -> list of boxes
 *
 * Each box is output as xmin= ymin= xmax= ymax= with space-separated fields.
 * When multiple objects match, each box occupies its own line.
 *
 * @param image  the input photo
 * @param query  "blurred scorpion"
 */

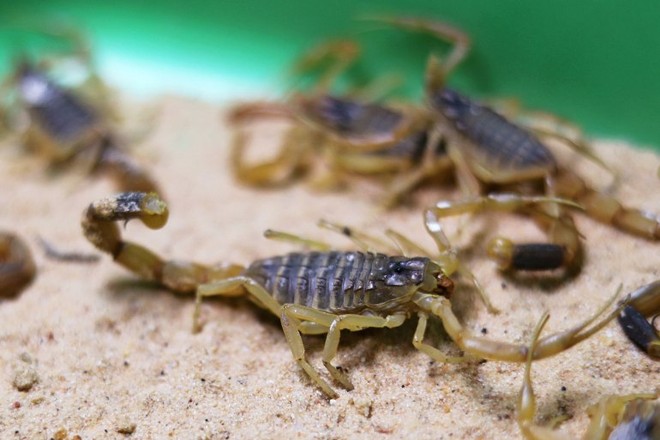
xmin=82 ymin=191 xmax=630 ymax=398
xmin=0 ymin=24 xmax=161 ymax=194
xmin=228 ymin=17 xmax=660 ymax=275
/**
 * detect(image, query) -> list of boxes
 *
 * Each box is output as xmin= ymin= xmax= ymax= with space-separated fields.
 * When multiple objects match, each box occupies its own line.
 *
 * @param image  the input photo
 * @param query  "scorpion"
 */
xmin=82 ymin=191 xmax=628 ymax=398
xmin=229 ymin=16 xmax=660 ymax=275
xmin=0 ymin=25 xmax=161 ymax=194
xmin=0 ymin=232 xmax=36 ymax=298
xmin=517 ymin=312 xmax=659 ymax=439
xmin=617 ymin=280 xmax=660 ymax=359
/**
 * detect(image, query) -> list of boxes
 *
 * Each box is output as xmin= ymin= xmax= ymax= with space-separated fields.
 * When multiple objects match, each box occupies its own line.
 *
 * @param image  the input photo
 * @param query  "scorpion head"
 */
xmin=429 ymin=87 xmax=473 ymax=126
xmin=367 ymin=257 xmax=453 ymax=309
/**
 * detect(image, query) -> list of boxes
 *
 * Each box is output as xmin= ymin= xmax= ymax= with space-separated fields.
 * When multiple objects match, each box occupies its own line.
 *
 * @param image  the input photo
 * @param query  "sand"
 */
xmin=1 ymin=95 xmax=659 ymax=439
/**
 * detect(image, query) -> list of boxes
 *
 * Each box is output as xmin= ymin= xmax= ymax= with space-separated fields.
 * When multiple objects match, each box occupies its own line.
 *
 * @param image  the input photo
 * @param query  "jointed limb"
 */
xmin=413 ymin=285 xmax=625 ymax=363
xmin=281 ymin=304 xmax=406 ymax=398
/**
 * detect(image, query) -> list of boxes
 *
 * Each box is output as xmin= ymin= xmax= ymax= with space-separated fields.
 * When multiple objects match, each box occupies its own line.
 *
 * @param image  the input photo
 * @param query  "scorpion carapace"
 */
xmin=0 ymin=232 xmax=36 ymax=298
xmin=517 ymin=313 xmax=659 ymax=440
xmin=83 ymin=192 xmax=628 ymax=398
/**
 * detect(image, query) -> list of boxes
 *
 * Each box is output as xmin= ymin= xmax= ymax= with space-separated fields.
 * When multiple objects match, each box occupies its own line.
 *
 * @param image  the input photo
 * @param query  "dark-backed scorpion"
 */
xmin=0 ymin=26 xmax=161 ymax=194
xmin=82 ymin=192 xmax=628 ymax=398
xmin=230 ymin=17 xmax=660 ymax=275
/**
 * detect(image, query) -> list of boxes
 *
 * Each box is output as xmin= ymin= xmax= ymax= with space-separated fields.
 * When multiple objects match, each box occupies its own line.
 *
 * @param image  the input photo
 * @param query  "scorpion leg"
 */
xmin=279 ymin=304 xmax=336 ymax=398
xmin=287 ymin=39 xmax=361 ymax=95
xmin=424 ymin=209 xmax=498 ymax=313
xmin=193 ymin=276 xmax=281 ymax=333
xmin=412 ymin=312 xmax=473 ymax=363
xmin=516 ymin=312 xmax=557 ymax=440
xmin=382 ymin=129 xmax=454 ymax=208
xmin=413 ymin=284 xmax=624 ymax=363
xmin=0 ymin=232 xmax=37 ymax=298
xmin=316 ymin=219 xmax=398 ymax=254
xmin=193 ymin=280 xmax=350 ymax=398
xmin=428 ymin=193 xmax=583 ymax=272
xmin=263 ymin=229 xmax=332 ymax=251
xmin=229 ymin=108 xmax=317 ymax=188
xmin=321 ymin=311 xmax=406 ymax=389
xmin=378 ymin=16 xmax=471 ymax=83
xmin=281 ymin=304 xmax=406 ymax=397
xmin=289 ymin=39 xmax=405 ymax=100
xmin=617 ymin=280 xmax=660 ymax=358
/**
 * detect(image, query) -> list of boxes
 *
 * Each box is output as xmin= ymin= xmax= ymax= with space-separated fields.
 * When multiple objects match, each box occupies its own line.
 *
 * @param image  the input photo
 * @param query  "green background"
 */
xmin=2 ymin=0 xmax=659 ymax=149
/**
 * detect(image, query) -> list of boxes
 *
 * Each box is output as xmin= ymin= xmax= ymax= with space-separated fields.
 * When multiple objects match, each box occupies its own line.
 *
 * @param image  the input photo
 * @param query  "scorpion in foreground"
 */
xmin=229 ymin=17 xmax=660 ymax=275
xmin=0 ymin=26 xmax=161 ymax=194
xmin=82 ymin=192 xmax=628 ymax=398
xmin=0 ymin=232 xmax=36 ymax=298
xmin=517 ymin=312 xmax=659 ymax=439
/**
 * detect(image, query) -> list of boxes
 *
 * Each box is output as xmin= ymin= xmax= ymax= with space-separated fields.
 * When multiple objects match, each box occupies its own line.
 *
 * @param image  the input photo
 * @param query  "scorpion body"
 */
xmin=17 ymin=62 xmax=100 ymax=152
xmin=431 ymin=87 xmax=556 ymax=177
xmin=82 ymin=192 xmax=627 ymax=398
xmin=20 ymin=62 xmax=160 ymax=194
xmin=2 ymin=57 xmax=161 ymax=195
xmin=245 ymin=251 xmax=446 ymax=314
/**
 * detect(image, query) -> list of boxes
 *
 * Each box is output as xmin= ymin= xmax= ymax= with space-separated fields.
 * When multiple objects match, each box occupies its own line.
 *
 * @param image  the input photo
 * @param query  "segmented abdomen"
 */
xmin=435 ymin=88 xmax=556 ymax=171
xmin=18 ymin=64 xmax=98 ymax=143
xmin=308 ymin=95 xmax=403 ymax=138
xmin=245 ymin=251 xmax=391 ymax=313
xmin=460 ymin=104 xmax=555 ymax=170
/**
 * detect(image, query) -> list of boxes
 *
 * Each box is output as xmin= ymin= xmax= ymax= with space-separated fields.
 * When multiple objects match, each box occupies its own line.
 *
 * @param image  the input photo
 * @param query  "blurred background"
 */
xmin=2 ymin=0 xmax=659 ymax=148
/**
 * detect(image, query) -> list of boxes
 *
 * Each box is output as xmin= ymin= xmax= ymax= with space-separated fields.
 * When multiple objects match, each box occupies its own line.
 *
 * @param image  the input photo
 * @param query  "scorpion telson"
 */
xmin=83 ymin=192 xmax=628 ymax=398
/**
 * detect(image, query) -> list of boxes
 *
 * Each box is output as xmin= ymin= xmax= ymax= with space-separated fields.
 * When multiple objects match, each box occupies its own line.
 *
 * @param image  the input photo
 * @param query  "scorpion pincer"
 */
xmin=82 ymin=192 xmax=628 ymax=398
xmin=517 ymin=313 xmax=659 ymax=439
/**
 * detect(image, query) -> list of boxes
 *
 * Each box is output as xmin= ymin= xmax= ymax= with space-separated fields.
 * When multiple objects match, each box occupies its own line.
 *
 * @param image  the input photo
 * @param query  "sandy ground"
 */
xmin=1 ymin=95 xmax=659 ymax=440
